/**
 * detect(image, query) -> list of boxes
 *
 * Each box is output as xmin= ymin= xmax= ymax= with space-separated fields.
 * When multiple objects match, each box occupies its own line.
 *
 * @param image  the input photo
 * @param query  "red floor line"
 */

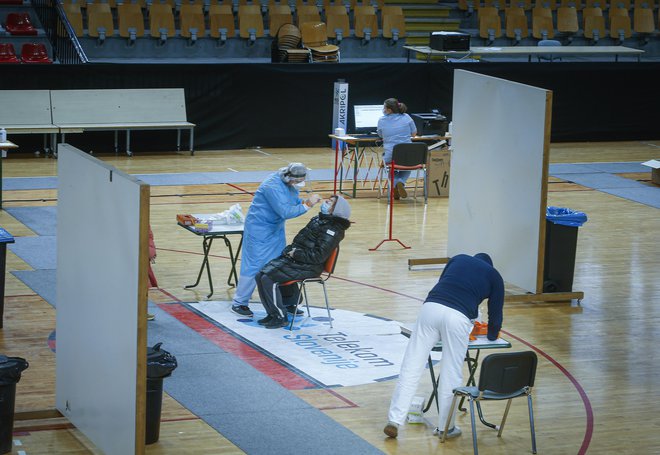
xmin=225 ymin=183 xmax=254 ymax=195
xmin=501 ymin=329 xmax=593 ymax=455
xmin=157 ymin=247 xmax=232 ymax=261
xmin=157 ymin=303 xmax=316 ymax=390
xmin=322 ymin=387 xmax=359 ymax=408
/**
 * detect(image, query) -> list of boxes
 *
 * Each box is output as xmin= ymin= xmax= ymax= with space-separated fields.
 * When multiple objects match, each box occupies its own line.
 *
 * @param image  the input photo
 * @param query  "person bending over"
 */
xmin=384 ymin=253 xmax=504 ymax=440
xmin=255 ymin=195 xmax=351 ymax=329
xmin=377 ymin=98 xmax=417 ymax=200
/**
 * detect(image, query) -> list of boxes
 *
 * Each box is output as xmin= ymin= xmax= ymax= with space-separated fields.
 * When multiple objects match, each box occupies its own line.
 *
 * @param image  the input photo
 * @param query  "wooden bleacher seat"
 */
xmin=87 ymin=3 xmax=115 ymax=40
xmin=21 ymin=43 xmax=52 ymax=63
xmin=60 ymin=4 xmax=83 ymax=37
xmin=268 ymin=5 xmax=293 ymax=37
xmin=301 ymin=21 xmax=339 ymax=62
xmin=326 ymin=12 xmax=350 ymax=41
xmin=479 ymin=14 xmax=503 ymax=42
xmin=532 ymin=14 xmax=555 ymax=38
xmin=297 ymin=4 xmax=321 ymax=26
xmin=584 ymin=14 xmax=607 ymax=40
xmin=505 ymin=11 xmax=529 ymax=42
xmin=118 ymin=3 xmax=145 ymax=40
xmin=557 ymin=6 xmax=579 ymax=38
xmin=609 ymin=12 xmax=631 ymax=41
xmin=478 ymin=6 xmax=500 ymax=20
xmin=0 ymin=43 xmax=20 ymax=63
xmin=239 ymin=13 xmax=265 ymax=41
xmin=209 ymin=4 xmax=236 ymax=41
xmin=238 ymin=4 xmax=261 ymax=15
xmin=633 ymin=7 xmax=655 ymax=36
xmin=382 ymin=14 xmax=406 ymax=43
xmin=582 ymin=6 xmax=603 ymax=28
xmin=532 ymin=5 xmax=553 ymax=18
xmin=354 ymin=5 xmax=378 ymax=40
xmin=382 ymin=5 xmax=404 ymax=17
xmin=180 ymin=4 xmax=207 ymax=40
xmin=149 ymin=3 xmax=176 ymax=40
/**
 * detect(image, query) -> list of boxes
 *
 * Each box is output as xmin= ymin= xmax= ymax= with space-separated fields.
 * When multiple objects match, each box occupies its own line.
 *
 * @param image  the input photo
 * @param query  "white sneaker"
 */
xmin=437 ymin=426 xmax=462 ymax=439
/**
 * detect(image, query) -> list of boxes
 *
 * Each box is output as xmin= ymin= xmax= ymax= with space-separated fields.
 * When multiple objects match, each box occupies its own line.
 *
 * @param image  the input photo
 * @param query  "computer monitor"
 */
xmin=353 ymin=105 xmax=383 ymax=133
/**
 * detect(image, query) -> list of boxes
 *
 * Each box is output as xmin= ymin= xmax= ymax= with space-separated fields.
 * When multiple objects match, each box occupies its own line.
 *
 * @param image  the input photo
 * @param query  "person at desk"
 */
xmin=377 ymin=98 xmax=417 ymax=200
xmin=255 ymin=194 xmax=351 ymax=329
xmin=384 ymin=253 xmax=504 ymax=440
xmin=231 ymin=163 xmax=322 ymax=318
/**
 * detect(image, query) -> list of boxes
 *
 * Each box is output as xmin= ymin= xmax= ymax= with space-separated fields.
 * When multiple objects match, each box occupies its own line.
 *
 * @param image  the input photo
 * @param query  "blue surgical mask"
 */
xmin=320 ymin=201 xmax=330 ymax=214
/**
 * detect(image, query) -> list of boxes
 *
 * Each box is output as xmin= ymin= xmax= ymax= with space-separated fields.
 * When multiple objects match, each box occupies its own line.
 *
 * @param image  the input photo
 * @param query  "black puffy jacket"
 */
xmin=261 ymin=213 xmax=350 ymax=282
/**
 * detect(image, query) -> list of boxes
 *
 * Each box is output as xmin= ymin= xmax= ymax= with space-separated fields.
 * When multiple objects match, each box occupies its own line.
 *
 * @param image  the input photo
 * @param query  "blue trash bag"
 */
xmin=546 ymin=206 xmax=588 ymax=227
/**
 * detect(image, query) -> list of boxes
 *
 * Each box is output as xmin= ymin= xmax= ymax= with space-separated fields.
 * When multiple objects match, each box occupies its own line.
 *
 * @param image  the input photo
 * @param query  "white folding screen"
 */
xmin=447 ymin=70 xmax=551 ymax=293
xmin=56 ymin=144 xmax=148 ymax=455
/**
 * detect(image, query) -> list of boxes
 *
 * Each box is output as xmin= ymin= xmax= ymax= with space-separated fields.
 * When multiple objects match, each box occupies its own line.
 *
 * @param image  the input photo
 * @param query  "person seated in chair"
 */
xmin=377 ymin=98 xmax=417 ymax=200
xmin=255 ymin=195 xmax=351 ymax=329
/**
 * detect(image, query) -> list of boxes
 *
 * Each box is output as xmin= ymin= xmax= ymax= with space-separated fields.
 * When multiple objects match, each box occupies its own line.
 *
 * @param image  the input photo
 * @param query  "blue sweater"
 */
xmin=425 ymin=254 xmax=504 ymax=340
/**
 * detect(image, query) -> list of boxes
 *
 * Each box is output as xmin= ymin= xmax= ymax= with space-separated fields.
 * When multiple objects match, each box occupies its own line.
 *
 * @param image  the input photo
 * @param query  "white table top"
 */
xmin=404 ymin=45 xmax=644 ymax=56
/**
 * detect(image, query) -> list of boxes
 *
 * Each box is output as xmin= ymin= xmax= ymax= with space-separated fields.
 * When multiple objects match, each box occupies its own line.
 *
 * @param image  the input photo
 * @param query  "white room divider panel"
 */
xmin=56 ymin=144 xmax=149 ymax=455
xmin=447 ymin=70 xmax=551 ymax=293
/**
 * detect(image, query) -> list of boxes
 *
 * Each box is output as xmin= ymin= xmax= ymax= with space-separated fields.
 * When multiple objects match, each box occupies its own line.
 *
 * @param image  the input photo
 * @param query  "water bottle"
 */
xmin=0 ymin=128 xmax=6 ymax=143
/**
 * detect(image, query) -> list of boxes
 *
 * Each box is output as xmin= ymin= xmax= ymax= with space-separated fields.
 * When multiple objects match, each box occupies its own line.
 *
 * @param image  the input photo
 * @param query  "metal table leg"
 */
xmin=185 ymin=236 xmax=215 ymax=298
xmin=223 ymin=235 xmax=242 ymax=287
xmin=423 ymin=355 xmax=440 ymax=413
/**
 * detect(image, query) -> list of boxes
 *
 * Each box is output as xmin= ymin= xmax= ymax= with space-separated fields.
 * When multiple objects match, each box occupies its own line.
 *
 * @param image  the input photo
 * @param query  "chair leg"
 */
xmin=320 ymin=281 xmax=333 ymax=327
xmin=423 ymin=168 xmax=428 ymax=204
xmin=440 ymin=393 xmax=459 ymax=442
xmin=468 ymin=398 xmax=479 ymax=455
xmin=288 ymin=283 xmax=304 ymax=331
xmin=498 ymin=399 xmax=513 ymax=436
xmin=413 ymin=168 xmax=419 ymax=200
xmin=301 ymin=282 xmax=312 ymax=317
xmin=528 ymin=394 xmax=537 ymax=454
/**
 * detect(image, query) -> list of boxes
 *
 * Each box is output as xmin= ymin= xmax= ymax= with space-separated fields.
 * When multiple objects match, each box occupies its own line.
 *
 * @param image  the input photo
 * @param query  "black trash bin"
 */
xmin=0 ymin=355 xmax=28 ymax=455
xmin=543 ymin=207 xmax=587 ymax=293
xmin=146 ymin=343 xmax=177 ymax=445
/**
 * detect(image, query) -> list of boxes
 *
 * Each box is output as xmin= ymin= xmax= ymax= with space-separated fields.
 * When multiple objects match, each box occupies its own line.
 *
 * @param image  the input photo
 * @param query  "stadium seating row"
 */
xmin=461 ymin=0 xmax=658 ymax=11
xmin=61 ymin=2 xmax=405 ymax=41
xmin=477 ymin=5 xmax=658 ymax=42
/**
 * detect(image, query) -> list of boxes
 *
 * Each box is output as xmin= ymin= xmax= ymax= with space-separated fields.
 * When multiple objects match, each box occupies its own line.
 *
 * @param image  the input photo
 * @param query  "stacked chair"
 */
xmin=273 ymin=23 xmax=310 ymax=62
xmin=301 ymin=22 xmax=339 ymax=62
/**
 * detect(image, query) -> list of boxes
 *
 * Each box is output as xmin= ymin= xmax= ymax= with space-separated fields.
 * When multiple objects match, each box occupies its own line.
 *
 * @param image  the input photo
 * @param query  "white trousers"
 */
xmin=388 ymin=302 xmax=473 ymax=430
xmin=232 ymin=274 xmax=256 ymax=306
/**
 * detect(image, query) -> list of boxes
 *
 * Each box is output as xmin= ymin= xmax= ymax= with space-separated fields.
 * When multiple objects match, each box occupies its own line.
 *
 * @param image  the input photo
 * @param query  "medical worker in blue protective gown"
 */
xmin=231 ymin=163 xmax=321 ymax=317
xmin=384 ymin=253 xmax=504 ymax=440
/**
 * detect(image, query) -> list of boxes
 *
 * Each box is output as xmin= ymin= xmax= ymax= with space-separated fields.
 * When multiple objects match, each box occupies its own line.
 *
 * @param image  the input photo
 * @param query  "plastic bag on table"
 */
xmin=207 ymin=204 xmax=245 ymax=225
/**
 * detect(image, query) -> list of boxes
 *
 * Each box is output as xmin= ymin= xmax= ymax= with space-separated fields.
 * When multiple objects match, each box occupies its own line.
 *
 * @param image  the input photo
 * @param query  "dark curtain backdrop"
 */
xmin=1 ymin=62 xmax=658 ymax=152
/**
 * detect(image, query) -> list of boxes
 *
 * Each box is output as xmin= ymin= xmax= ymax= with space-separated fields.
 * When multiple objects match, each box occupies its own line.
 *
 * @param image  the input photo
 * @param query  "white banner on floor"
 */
xmin=190 ymin=300 xmax=441 ymax=387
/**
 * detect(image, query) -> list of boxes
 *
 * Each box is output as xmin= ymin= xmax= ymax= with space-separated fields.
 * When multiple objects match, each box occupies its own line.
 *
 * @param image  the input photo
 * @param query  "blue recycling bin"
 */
xmin=543 ymin=207 xmax=588 ymax=293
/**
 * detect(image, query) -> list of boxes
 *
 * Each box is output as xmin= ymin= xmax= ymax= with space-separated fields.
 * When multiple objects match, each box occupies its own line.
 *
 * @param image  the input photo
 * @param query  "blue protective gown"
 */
xmin=240 ymin=172 xmax=308 ymax=277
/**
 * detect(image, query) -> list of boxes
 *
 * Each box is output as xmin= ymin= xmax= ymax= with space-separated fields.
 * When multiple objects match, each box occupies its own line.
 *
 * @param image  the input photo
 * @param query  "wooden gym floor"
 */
xmin=0 ymin=140 xmax=658 ymax=454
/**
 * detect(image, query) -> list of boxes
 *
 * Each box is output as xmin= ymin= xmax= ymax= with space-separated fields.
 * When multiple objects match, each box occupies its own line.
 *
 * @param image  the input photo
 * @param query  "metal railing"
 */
xmin=32 ymin=0 xmax=89 ymax=64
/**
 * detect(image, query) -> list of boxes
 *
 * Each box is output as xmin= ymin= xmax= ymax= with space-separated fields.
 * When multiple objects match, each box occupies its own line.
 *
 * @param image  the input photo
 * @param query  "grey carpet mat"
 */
xmin=147 ymin=305 xmax=384 ymax=455
xmin=8 ymin=236 xmax=56 ymax=270
xmin=5 ymin=206 xmax=57 ymax=236
xmin=599 ymin=187 xmax=660 ymax=209
xmin=12 ymin=269 xmax=57 ymax=307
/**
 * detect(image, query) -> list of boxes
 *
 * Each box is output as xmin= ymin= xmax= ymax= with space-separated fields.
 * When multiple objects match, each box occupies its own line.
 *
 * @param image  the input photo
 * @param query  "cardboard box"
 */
xmin=427 ymin=148 xmax=451 ymax=197
xmin=641 ymin=159 xmax=660 ymax=185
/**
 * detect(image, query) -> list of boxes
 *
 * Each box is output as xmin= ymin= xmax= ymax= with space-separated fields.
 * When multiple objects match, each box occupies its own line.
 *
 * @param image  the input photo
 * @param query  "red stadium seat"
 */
xmin=5 ymin=12 xmax=38 ymax=35
xmin=0 ymin=43 xmax=20 ymax=63
xmin=20 ymin=43 xmax=52 ymax=63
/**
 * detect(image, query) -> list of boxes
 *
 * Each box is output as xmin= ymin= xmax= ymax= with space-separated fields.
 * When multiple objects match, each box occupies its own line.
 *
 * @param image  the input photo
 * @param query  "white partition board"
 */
xmin=447 ymin=70 xmax=551 ymax=293
xmin=56 ymin=144 xmax=148 ymax=455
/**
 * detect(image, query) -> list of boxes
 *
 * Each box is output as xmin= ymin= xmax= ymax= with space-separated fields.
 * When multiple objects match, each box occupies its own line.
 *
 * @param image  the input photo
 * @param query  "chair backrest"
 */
xmin=506 ymin=13 xmax=529 ymax=37
xmin=326 ymin=13 xmax=350 ymax=38
xmin=354 ymin=13 xmax=379 ymax=38
xmin=323 ymin=246 xmax=340 ymax=275
xmin=479 ymin=14 xmax=503 ymax=38
xmin=88 ymin=6 xmax=115 ymax=38
xmin=633 ymin=7 xmax=655 ymax=33
xmin=149 ymin=4 xmax=176 ymax=38
xmin=557 ymin=6 xmax=579 ymax=32
xmin=610 ymin=14 xmax=631 ymax=37
xmin=239 ymin=13 xmax=265 ymax=38
xmin=118 ymin=4 xmax=145 ymax=38
xmin=301 ymin=21 xmax=328 ymax=45
xmin=392 ymin=142 xmax=428 ymax=167
xmin=478 ymin=351 xmax=538 ymax=394
xmin=584 ymin=14 xmax=606 ymax=37
xmin=532 ymin=14 xmax=555 ymax=37
xmin=383 ymin=14 xmax=406 ymax=38
xmin=180 ymin=4 xmax=207 ymax=38
xmin=326 ymin=4 xmax=347 ymax=15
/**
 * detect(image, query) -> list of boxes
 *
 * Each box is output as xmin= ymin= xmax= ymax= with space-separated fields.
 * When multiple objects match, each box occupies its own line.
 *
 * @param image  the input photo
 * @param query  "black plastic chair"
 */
xmin=382 ymin=142 xmax=429 ymax=203
xmin=441 ymin=351 xmax=538 ymax=455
